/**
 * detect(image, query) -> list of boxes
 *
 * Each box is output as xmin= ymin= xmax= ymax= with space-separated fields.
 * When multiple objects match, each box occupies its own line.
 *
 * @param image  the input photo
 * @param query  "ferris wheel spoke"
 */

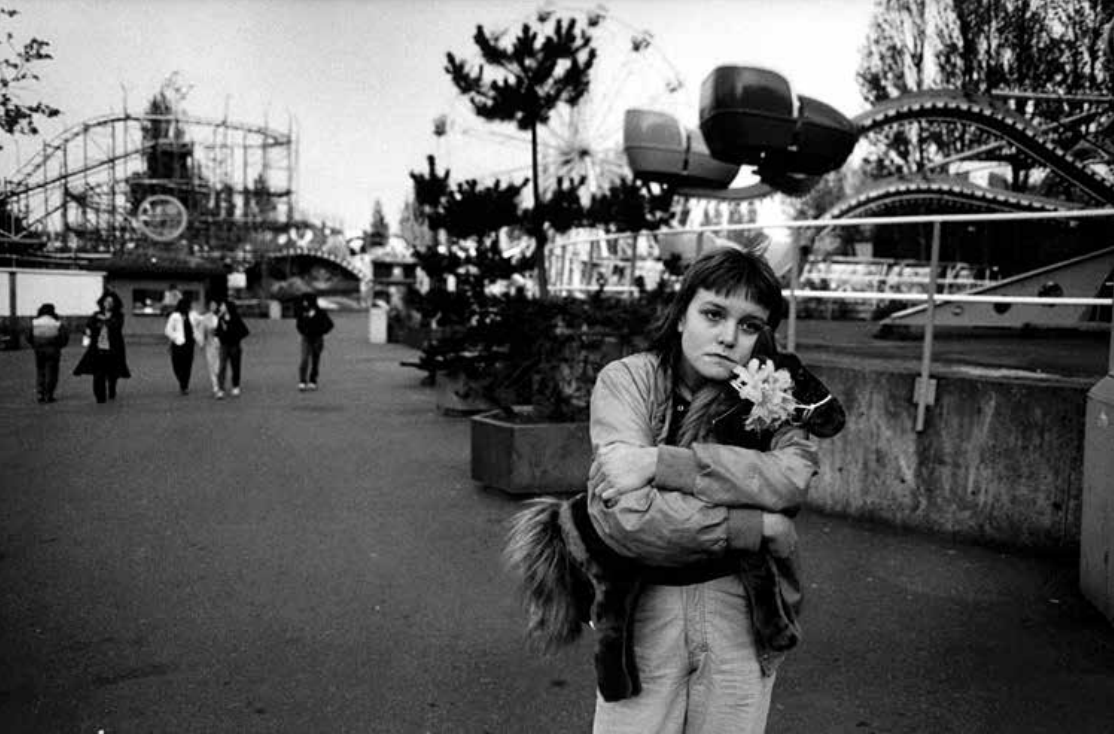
xmin=441 ymin=6 xmax=683 ymax=194
xmin=542 ymin=118 xmax=579 ymax=154
xmin=459 ymin=127 xmax=531 ymax=148
xmin=586 ymin=66 xmax=639 ymax=142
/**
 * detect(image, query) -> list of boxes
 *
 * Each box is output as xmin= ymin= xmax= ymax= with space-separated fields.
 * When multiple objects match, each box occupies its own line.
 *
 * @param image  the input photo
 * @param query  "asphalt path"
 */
xmin=2 ymin=312 xmax=1112 ymax=733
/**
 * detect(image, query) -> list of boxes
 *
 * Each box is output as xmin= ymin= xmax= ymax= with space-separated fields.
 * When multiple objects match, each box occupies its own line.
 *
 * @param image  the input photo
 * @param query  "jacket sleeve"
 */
xmin=165 ymin=314 xmax=182 ymax=345
xmin=653 ymin=425 xmax=819 ymax=511
xmin=190 ymin=313 xmax=204 ymax=345
xmin=587 ymin=360 xmax=767 ymax=567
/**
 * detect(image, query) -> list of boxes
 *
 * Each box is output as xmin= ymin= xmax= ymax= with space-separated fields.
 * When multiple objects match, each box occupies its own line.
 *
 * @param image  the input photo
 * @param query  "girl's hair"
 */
xmin=224 ymin=299 xmax=240 ymax=319
xmin=37 ymin=303 xmax=57 ymax=318
xmin=175 ymin=296 xmax=192 ymax=315
xmin=646 ymin=247 xmax=784 ymax=369
xmin=97 ymin=290 xmax=122 ymax=313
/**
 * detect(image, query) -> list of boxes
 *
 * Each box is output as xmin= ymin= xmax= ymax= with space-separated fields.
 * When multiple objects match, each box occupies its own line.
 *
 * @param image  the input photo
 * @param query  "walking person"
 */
xmin=164 ymin=297 xmax=198 ymax=395
xmin=195 ymin=299 xmax=223 ymax=399
xmin=216 ymin=300 xmax=249 ymax=397
xmin=586 ymin=248 xmax=819 ymax=734
xmin=26 ymin=303 xmax=69 ymax=403
xmin=72 ymin=290 xmax=131 ymax=404
xmin=295 ymin=293 xmax=333 ymax=391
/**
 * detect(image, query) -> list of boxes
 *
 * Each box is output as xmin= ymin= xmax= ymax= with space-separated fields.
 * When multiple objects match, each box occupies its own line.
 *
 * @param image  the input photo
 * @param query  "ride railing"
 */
xmin=548 ymin=208 xmax=1114 ymax=432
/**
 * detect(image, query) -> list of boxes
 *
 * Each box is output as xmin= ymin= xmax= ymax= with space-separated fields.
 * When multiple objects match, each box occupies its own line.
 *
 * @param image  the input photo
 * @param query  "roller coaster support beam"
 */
xmin=1081 ymin=289 xmax=1114 ymax=625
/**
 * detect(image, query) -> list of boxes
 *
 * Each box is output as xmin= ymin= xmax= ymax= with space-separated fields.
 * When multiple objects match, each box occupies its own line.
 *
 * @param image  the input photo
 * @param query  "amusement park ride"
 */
xmin=0 ymin=110 xmax=371 ymax=302
xmin=623 ymin=65 xmax=1114 ymax=332
xmin=2 ymin=32 xmax=1112 ymax=326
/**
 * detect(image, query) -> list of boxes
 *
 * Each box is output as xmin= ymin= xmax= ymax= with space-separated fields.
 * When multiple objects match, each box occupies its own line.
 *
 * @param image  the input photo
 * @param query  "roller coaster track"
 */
xmin=822 ymin=173 xmax=1084 ymax=220
xmin=852 ymin=90 xmax=1114 ymax=206
xmin=4 ymin=112 xmax=291 ymax=197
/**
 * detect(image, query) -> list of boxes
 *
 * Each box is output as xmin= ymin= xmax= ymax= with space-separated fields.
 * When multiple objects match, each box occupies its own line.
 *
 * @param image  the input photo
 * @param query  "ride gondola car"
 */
xmin=623 ymin=108 xmax=740 ymax=189
xmin=698 ymin=65 xmax=858 ymax=181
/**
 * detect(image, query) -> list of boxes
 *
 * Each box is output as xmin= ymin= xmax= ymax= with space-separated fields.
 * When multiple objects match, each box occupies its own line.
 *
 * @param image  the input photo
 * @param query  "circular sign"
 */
xmin=135 ymin=195 xmax=188 ymax=242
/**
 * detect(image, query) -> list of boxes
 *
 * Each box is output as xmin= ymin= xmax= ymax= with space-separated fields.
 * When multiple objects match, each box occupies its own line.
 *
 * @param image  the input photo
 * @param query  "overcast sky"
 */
xmin=3 ymin=0 xmax=877 ymax=233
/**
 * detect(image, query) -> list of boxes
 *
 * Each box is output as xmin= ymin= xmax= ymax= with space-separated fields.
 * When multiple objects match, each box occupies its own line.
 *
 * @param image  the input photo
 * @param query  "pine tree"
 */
xmin=445 ymin=15 xmax=597 ymax=297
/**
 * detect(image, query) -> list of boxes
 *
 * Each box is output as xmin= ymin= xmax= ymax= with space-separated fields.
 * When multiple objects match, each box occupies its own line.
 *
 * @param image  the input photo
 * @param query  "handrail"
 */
xmin=547 ymin=208 xmax=1114 ymax=432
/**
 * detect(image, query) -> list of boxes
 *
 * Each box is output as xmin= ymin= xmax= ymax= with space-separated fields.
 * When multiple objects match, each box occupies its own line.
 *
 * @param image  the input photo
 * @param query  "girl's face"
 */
xmin=677 ymin=287 xmax=771 ymax=387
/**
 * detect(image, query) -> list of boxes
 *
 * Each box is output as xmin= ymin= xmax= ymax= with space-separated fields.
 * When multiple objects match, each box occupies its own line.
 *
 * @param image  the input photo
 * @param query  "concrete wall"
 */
xmin=807 ymin=357 xmax=1090 ymax=552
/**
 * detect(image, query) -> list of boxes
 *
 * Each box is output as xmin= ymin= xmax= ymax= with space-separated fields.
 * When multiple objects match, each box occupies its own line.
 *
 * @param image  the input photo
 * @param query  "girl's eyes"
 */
xmin=701 ymin=309 xmax=766 ymax=334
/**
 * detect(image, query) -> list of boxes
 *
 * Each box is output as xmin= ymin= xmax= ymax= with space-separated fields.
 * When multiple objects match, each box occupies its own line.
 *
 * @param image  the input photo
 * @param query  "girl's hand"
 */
xmin=761 ymin=512 xmax=798 ymax=558
xmin=592 ymin=444 xmax=657 ymax=503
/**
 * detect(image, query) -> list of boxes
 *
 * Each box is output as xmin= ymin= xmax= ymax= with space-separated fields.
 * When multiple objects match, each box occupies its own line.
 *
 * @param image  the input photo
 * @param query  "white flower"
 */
xmin=729 ymin=358 xmax=797 ymax=432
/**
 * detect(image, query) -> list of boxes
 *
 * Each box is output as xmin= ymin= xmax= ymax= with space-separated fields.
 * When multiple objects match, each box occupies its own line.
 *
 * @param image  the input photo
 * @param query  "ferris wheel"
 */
xmin=433 ymin=3 xmax=686 ymax=203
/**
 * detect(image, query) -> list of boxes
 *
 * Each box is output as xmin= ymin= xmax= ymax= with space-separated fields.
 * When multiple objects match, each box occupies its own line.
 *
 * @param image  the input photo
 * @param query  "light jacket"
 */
xmin=587 ymin=351 xmax=819 ymax=566
xmin=194 ymin=312 xmax=220 ymax=350
xmin=164 ymin=311 xmax=200 ymax=347
xmin=28 ymin=315 xmax=69 ymax=350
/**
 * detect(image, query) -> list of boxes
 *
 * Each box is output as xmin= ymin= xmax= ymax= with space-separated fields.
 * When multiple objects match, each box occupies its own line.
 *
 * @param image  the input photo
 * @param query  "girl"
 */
xmin=195 ymin=299 xmax=223 ymax=398
xmin=27 ymin=303 xmax=69 ymax=403
xmin=73 ymin=291 xmax=131 ymax=403
xmin=588 ymin=247 xmax=818 ymax=733
xmin=164 ymin=298 xmax=197 ymax=395
xmin=216 ymin=300 xmax=249 ymax=396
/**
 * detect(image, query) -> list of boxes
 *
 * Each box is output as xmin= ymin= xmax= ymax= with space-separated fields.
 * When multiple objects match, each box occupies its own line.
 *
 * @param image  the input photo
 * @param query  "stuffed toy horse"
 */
xmin=504 ymin=348 xmax=846 ymax=702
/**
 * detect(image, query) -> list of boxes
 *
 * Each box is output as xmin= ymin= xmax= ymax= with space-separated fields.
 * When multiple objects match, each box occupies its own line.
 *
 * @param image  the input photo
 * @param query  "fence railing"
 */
xmin=548 ymin=208 xmax=1114 ymax=431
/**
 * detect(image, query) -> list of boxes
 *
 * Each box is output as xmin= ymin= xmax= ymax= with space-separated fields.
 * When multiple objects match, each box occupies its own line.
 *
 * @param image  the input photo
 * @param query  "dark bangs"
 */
xmin=701 ymin=268 xmax=783 ymax=330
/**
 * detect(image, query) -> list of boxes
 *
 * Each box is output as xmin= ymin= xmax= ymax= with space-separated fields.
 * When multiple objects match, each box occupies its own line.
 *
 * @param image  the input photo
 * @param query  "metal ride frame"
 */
xmin=545 ymin=206 xmax=1114 ymax=432
xmin=0 ymin=112 xmax=295 ymax=253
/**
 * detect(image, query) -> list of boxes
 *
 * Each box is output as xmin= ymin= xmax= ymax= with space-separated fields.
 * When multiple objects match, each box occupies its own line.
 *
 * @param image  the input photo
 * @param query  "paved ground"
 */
xmin=1 ymin=312 xmax=1112 ymax=733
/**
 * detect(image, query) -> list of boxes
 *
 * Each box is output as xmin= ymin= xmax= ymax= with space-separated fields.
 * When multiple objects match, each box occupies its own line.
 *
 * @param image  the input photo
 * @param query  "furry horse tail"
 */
xmin=504 ymin=497 xmax=586 ymax=653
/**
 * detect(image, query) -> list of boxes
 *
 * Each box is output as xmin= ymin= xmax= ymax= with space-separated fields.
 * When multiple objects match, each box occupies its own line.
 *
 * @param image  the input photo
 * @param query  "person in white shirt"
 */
xmin=164 ymin=297 xmax=199 ymax=395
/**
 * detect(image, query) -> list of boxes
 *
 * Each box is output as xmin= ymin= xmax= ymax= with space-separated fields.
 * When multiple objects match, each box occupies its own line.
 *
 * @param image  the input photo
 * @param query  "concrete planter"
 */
xmin=470 ymin=408 xmax=590 ymax=495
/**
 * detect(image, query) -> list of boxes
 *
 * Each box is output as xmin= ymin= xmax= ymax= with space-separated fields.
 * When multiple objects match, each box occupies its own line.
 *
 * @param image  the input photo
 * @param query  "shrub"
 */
xmin=421 ymin=290 xmax=665 ymax=422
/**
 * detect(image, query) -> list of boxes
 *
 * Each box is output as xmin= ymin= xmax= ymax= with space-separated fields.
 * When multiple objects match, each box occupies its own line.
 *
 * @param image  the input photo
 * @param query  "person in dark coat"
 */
xmin=72 ymin=290 xmax=131 ymax=403
xmin=216 ymin=299 xmax=250 ymax=396
xmin=295 ymin=293 xmax=333 ymax=391
xmin=26 ymin=302 xmax=70 ymax=403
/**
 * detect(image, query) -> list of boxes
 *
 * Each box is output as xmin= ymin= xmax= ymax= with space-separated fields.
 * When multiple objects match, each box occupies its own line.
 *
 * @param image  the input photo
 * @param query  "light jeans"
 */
xmin=592 ymin=573 xmax=775 ymax=734
xmin=203 ymin=341 xmax=221 ymax=393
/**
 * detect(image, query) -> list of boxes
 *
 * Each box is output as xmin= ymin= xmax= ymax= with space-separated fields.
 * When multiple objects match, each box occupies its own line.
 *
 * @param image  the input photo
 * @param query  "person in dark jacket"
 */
xmin=216 ymin=299 xmax=250 ymax=396
xmin=295 ymin=293 xmax=333 ymax=391
xmin=72 ymin=290 xmax=131 ymax=403
xmin=26 ymin=302 xmax=70 ymax=403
